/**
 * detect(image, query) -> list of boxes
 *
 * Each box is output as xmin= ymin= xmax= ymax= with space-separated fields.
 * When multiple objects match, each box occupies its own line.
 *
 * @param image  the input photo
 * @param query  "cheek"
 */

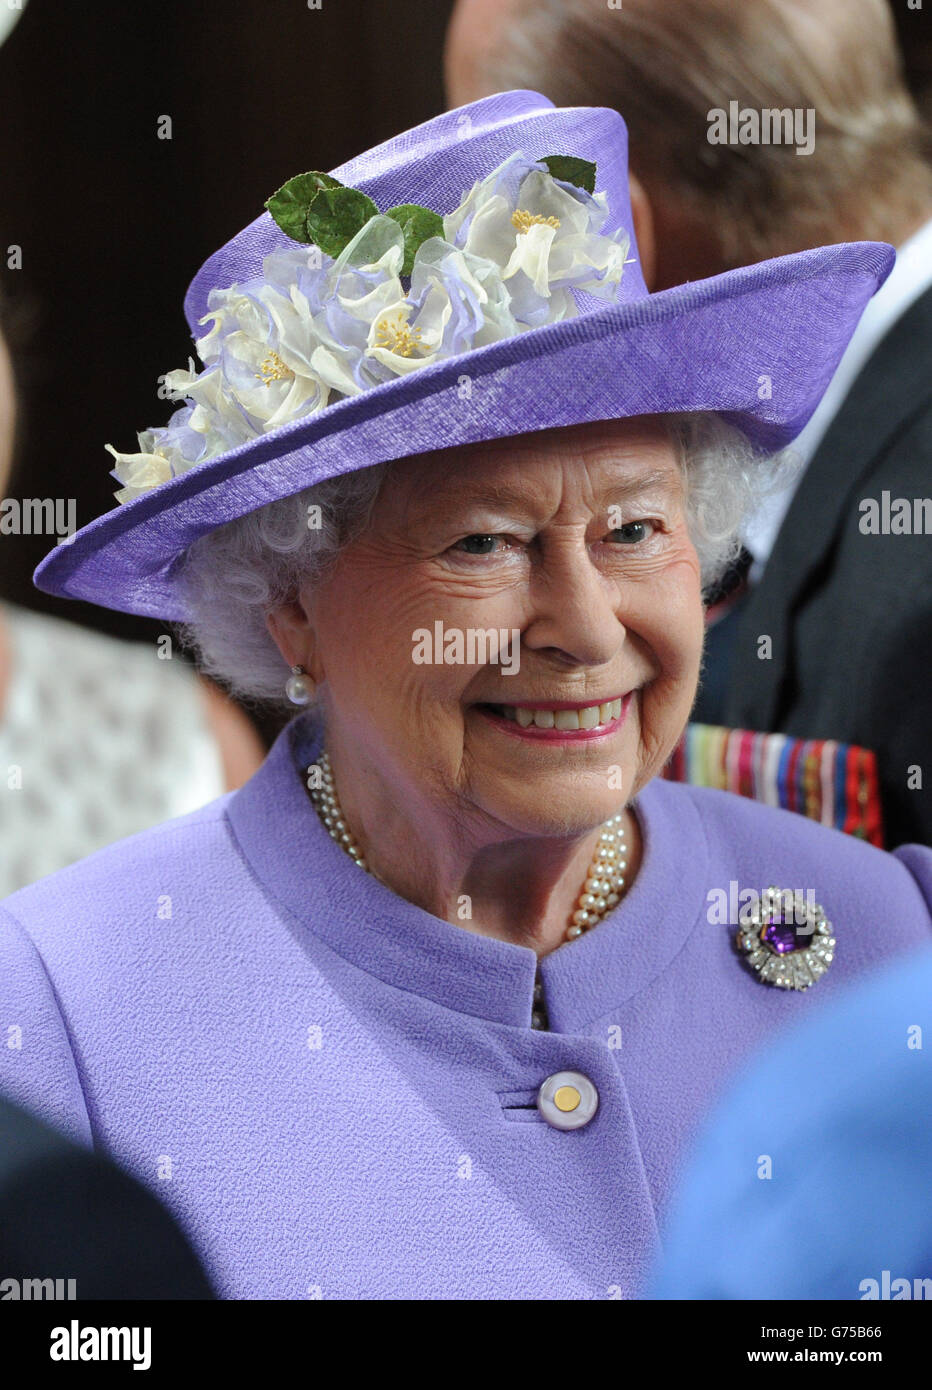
xmin=630 ymin=558 xmax=704 ymax=754
xmin=633 ymin=554 xmax=704 ymax=676
xmin=314 ymin=565 xmax=484 ymax=737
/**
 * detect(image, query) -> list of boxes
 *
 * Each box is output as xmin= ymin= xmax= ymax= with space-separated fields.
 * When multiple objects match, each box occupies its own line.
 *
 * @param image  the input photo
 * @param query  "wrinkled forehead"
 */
xmin=382 ymin=415 xmax=684 ymax=521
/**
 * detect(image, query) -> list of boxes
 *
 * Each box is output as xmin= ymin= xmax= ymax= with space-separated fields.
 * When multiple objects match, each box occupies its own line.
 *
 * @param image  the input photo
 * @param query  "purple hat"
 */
xmin=34 ymin=90 xmax=893 ymax=622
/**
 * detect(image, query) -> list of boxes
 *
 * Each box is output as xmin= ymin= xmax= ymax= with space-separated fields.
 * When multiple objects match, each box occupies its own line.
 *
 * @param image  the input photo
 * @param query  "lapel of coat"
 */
xmin=729 ymin=282 xmax=932 ymax=729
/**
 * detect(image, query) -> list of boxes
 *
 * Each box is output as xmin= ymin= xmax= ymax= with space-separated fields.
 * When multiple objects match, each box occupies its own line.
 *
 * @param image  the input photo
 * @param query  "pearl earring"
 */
xmin=285 ymin=664 xmax=313 ymax=706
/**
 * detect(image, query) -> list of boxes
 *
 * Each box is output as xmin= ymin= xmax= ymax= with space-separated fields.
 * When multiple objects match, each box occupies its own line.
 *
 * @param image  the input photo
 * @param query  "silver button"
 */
xmin=536 ymin=1071 xmax=599 ymax=1130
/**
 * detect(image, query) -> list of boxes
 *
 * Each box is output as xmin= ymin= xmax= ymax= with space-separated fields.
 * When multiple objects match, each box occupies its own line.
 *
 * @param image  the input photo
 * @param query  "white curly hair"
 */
xmin=177 ymin=412 xmax=797 ymax=705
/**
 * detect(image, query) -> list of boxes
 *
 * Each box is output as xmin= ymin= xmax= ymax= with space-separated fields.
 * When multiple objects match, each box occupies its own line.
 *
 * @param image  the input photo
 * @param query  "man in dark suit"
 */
xmin=710 ymin=280 xmax=932 ymax=849
xmin=446 ymin=0 xmax=932 ymax=847
xmin=0 ymin=1092 xmax=213 ymax=1299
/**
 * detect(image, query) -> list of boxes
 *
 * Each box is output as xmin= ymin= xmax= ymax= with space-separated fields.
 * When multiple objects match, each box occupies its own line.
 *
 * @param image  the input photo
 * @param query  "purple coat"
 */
xmin=1 ymin=713 xmax=930 ymax=1299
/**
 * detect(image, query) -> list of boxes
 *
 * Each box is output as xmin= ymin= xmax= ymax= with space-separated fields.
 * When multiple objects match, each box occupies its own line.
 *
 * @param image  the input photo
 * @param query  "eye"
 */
xmin=452 ymin=534 xmax=504 ymax=555
xmin=608 ymin=520 xmax=656 ymax=545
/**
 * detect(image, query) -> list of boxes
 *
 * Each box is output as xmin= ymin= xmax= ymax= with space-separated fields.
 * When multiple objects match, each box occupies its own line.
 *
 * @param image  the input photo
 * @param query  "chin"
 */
xmin=476 ymin=782 xmax=629 ymax=841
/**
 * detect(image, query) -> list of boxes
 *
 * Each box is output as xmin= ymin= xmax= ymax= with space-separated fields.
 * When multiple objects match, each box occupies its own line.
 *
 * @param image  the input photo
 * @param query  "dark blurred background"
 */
xmin=0 ymin=0 xmax=928 ymax=697
xmin=0 ymin=0 xmax=455 ymax=738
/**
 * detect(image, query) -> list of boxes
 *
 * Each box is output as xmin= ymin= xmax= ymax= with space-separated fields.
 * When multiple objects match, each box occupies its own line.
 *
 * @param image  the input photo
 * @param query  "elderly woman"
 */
xmin=1 ymin=92 xmax=930 ymax=1300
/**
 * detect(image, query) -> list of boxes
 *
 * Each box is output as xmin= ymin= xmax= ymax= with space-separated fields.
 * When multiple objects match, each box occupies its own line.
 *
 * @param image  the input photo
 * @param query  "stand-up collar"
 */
xmin=226 ymin=713 xmax=711 ymax=1031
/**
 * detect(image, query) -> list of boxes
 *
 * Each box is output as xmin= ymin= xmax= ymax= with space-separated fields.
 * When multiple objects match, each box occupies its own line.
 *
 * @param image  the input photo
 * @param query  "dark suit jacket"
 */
xmin=718 ymin=283 xmax=932 ymax=850
xmin=0 ymin=1092 xmax=213 ymax=1299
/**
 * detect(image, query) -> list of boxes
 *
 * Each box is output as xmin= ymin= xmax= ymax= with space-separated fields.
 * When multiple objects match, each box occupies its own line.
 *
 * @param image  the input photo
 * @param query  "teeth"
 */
xmin=493 ymin=698 xmax=624 ymax=729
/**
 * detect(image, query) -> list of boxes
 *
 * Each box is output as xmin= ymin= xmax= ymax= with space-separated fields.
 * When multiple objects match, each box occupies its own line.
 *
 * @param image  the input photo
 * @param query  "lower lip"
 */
xmin=474 ymin=693 xmax=633 ymax=743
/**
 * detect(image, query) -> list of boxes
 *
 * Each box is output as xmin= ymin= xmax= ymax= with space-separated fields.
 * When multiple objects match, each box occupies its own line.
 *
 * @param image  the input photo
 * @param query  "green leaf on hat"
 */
xmin=265 ymin=171 xmax=344 ymax=243
xmin=304 ymin=185 xmax=380 ymax=258
xmin=384 ymin=203 xmax=445 ymax=276
xmin=540 ymin=154 xmax=597 ymax=194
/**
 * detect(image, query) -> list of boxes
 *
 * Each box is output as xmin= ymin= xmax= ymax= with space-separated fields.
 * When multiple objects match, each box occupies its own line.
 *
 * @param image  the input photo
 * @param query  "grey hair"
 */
xmin=177 ymin=413 xmax=798 ymax=705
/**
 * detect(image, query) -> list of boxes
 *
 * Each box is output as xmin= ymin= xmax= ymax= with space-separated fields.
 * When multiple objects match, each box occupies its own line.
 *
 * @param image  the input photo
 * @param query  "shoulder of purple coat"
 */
xmin=0 ymin=793 xmax=241 ymax=1147
xmin=891 ymin=842 xmax=932 ymax=913
xmin=0 ymin=791 xmax=236 ymax=926
xmin=0 ymin=906 xmax=93 ymax=1148
xmin=639 ymin=777 xmax=932 ymax=935
xmin=644 ymin=775 xmax=914 ymax=869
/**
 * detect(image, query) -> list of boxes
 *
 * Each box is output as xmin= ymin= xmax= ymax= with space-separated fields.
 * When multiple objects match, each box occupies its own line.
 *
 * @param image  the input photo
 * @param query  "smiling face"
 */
xmin=282 ymin=415 xmax=704 ymax=843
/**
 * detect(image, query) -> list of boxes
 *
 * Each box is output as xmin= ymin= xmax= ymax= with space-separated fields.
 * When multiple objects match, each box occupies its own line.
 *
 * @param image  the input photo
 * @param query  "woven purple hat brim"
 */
xmin=33 ymin=239 xmax=892 ymax=622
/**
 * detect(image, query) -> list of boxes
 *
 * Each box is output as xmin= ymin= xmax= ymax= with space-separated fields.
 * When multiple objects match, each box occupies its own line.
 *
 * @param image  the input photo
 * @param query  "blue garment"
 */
xmin=650 ymin=939 xmax=932 ymax=1300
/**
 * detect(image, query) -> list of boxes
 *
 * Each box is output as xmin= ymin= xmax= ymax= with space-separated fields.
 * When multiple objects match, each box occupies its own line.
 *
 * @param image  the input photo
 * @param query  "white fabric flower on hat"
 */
xmin=105 ymin=441 xmax=175 ymax=505
xmin=175 ymin=265 xmax=332 ymax=443
xmin=306 ymin=216 xmax=410 ymax=395
xmin=365 ymin=236 xmax=518 ymax=376
xmin=105 ymin=404 xmax=216 ymax=503
xmin=444 ymin=151 xmax=630 ymax=326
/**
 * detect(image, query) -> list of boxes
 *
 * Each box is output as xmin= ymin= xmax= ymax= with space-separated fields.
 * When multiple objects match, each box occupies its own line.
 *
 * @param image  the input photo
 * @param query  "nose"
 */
xmin=521 ymin=531 xmax=626 ymax=669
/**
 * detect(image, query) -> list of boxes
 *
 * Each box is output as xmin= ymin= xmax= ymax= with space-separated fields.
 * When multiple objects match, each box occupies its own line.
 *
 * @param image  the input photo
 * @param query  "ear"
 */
xmin=265 ymin=599 xmax=322 ymax=683
xmin=628 ymin=171 xmax=657 ymax=292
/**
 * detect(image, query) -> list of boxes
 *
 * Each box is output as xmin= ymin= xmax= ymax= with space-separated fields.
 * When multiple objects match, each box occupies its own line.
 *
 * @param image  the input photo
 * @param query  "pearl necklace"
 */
xmin=306 ymin=748 xmax=628 ymax=945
